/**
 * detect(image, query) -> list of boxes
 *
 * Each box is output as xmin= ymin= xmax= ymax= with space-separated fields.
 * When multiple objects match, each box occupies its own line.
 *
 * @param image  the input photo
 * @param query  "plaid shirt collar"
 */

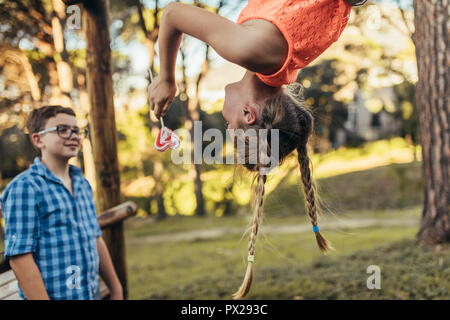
xmin=29 ymin=157 xmax=82 ymax=185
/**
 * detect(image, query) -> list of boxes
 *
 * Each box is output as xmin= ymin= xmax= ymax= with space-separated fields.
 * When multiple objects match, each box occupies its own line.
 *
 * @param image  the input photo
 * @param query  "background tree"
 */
xmin=413 ymin=0 xmax=449 ymax=245
xmin=128 ymin=0 xmax=167 ymax=219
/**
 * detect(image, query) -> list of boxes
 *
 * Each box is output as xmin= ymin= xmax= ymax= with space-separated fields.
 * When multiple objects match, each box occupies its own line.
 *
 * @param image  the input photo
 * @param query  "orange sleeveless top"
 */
xmin=237 ymin=0 xmax=352 ymax=87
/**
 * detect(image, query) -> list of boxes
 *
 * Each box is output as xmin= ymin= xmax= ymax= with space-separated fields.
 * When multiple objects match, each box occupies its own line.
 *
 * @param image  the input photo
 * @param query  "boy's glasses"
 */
xmin=38 ymin=125 xmax=89 ymax=139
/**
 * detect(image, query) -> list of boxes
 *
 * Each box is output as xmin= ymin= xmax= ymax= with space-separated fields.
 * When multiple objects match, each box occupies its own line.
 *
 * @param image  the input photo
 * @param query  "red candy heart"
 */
xmin=154 ymin=126 xmax=181 ymax=152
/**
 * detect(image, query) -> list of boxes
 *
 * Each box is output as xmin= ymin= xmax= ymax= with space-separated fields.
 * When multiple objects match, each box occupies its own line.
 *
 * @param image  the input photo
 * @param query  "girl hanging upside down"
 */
xmin=148 ymin=0 xmax=367 ymax=299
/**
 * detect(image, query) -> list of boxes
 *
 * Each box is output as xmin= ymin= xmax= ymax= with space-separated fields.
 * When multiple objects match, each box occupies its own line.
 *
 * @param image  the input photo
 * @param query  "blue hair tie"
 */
xmin=313 ymin=226 xmax=319 ymax=233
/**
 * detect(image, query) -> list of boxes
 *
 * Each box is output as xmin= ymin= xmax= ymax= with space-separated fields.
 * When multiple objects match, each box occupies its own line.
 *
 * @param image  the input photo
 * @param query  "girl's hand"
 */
xmin=148 ymin=76 xmax=177 ymax=120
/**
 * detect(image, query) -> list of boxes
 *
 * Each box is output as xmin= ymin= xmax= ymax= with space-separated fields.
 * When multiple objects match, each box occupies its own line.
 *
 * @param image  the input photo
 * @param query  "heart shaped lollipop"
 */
xmin=148 ymin=69 xmax=180 ymax=152
xmin=154 ymin=126 xmax=181 ymax=152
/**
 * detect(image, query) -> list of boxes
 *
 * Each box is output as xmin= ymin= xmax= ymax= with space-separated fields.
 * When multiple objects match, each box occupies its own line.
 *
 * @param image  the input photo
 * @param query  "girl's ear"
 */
xmin=243 ymin=105 xmax=257 ymax=125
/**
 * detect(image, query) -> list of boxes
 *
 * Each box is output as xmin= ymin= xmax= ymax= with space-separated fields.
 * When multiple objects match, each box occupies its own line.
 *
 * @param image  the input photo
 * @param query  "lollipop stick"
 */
xmin=148 ymin=68 xmax=153 ymax=82
xmin=148 ymin=69 xmax=164 ymax=128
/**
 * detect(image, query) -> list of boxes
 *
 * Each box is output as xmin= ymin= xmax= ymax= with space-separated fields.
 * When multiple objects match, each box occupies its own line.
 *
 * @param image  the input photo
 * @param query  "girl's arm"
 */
xmin=158 ymin=2 xmax=286 ymax=81
xmin=149 ymin=2 xmax=287 ymax=119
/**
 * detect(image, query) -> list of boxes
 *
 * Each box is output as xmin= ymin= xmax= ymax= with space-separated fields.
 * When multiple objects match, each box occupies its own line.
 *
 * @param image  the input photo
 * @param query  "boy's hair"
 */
xmin=26 ymin=105 xmax=76 ymax=154
xmin=231 ymin=83 xmax=334 ymax=299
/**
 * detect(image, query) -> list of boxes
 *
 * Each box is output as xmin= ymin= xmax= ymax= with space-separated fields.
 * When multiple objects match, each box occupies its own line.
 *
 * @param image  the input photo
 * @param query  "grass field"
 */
xmin=121 ymin=139 xmax=449 ymax=300
xmin=124 ymin=205 xmax=449 ymax=300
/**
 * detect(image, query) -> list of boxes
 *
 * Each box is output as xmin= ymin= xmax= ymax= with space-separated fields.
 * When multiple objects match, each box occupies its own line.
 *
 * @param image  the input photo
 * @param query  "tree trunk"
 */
xmin=75 ymin=73 xmax=97 ymax=191
xmin=179 ymin=1 xmax=225 ymax=217
xmin=135 ymin=0 xmax=167 ymax=220
xmin=413 ymin=0 xmax=450 ymax=245
xmin=83 ymin=0 xmax=127 ymax=297
xmin=193 ymin=159 xmax=206 ymax=216
xmin=153 ymin=160 xmax=167 ymax=220
xmin=222 ymin=181 xmax=234 ymax=216
xmin=185 ymin=92 xmax=206 ymax=217
xmin=184 ymin=44 xmax=210 ymax=217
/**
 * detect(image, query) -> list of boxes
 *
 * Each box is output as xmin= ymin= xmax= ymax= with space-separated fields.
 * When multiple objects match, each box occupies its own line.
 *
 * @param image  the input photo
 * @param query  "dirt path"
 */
xmin=128 ymin=217 xmax=419 ymax=245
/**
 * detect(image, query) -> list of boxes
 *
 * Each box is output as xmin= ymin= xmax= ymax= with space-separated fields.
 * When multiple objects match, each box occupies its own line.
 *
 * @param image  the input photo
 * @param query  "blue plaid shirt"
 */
xmin=1 ymin=157 xmax=102 ymax=300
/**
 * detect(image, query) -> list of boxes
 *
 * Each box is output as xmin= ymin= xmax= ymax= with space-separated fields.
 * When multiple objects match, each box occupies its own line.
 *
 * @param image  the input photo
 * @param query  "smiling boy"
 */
xmin=0 ymin=105 xmax=123 ymax=300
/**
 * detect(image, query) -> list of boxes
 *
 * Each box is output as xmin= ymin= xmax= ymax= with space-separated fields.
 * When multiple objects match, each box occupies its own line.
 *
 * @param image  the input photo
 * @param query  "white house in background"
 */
xmin=335 ymin=88 xmax=401 ymax=147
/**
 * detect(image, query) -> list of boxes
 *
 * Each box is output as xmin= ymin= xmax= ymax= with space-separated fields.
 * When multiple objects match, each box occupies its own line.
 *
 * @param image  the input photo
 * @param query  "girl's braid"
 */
xmin=248 ymin=174 xmax=267 ymax=256
xmin=297 ymin=144 xmax=334 ymax=254
xmin=232 ymin=165 xmax=268 ymax=299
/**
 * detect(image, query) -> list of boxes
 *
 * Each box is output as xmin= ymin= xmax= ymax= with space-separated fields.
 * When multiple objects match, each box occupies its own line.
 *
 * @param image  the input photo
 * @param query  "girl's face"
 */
xmin=223 ymin=80 xmax=258 ymax=130
xmin=223 ymin=81 xmax=244 ymax=130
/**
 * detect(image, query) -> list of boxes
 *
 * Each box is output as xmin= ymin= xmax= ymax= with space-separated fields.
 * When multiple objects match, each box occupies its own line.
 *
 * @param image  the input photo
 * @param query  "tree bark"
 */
xmin=135 ymin=0 xmax=167 ymax=220
xmin=413 ymin=0 xmax=450 ymax=245
xmin=181 ymin=42 xmax=206 ymax=217
xmin=187 ymin=1 xmax=225 ymax=216
xmin=75 ymin=73 xmax=97 ymax=190
xmin=82 ymin=0 xmax=127 ymax=297
xmin=177 ymin=0 xmax=224 ymax=217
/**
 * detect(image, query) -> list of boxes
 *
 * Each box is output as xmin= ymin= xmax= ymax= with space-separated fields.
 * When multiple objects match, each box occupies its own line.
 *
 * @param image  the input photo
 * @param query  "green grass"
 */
xmin=264 ymin=161 xmax=423 ymax=216
xmin=123 ymin=155 xmax=431 ymax=300
xmin=124 ymin=206 xmax=421 ymax=239
xmin=124 ymin=205 xmax=449 ymax=300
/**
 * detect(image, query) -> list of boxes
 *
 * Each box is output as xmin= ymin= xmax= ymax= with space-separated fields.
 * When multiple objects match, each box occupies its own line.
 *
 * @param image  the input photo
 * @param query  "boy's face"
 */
xmin=31 ymin=113 xmax=81 ymax=161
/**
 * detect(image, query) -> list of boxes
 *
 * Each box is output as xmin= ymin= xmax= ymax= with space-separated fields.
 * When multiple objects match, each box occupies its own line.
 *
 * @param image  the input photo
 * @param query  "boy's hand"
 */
xmin=148 ymin=76 xmax=177 ymax=120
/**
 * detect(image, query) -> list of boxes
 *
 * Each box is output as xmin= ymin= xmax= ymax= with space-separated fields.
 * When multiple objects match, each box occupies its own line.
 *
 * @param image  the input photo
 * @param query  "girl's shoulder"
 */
xmin=237 ymin=0 xmax=352 ymax=87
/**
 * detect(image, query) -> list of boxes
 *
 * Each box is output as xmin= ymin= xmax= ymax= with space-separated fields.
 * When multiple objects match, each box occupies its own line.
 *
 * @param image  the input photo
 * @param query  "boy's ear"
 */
xmin=30 ymin=132 xmax=44 ymax=150
xmin=243 ymin=104 xmax=257 ymax=125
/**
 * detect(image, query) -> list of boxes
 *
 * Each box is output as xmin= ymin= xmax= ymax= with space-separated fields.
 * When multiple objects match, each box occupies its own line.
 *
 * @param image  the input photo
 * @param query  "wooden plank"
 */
xmin=98 ymin=201 xmax=137 ymax=229
xmin=99 ymin=278 xmax=110 ymax=299
xmin=0 ymin=275 xmax=18 ymax=300
xmin=0 ymin=269 xmax=15 ymax=286
xmin=0 ymin=276 xmax=110 ymax=300
xmin=0 ymin=281 xmax=18 ymax=300
xmin=3 ymin=292 xmax=22 ymax=300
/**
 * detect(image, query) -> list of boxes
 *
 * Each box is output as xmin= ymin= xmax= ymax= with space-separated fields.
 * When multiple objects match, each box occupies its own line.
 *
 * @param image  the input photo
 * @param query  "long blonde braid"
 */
xmin=297 ymin=144 xmax=334 ymax=254
xmin=232 ymin=173 xmax=267 ymax=299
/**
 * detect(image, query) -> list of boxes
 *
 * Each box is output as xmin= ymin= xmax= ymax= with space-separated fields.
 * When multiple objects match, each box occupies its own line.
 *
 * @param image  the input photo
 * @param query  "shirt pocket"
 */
xmin=38 ymin=197 xmax=72 ymax=230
